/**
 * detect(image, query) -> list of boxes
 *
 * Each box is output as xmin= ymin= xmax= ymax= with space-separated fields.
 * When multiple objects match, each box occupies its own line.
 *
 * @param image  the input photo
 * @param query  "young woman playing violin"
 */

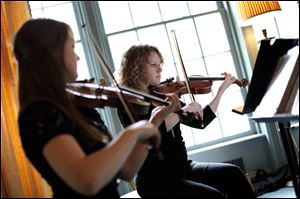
xmin=116 ymin=44 xmax=256 ymax=198
xmin=14 ymin=19 xmax=180 ymax=198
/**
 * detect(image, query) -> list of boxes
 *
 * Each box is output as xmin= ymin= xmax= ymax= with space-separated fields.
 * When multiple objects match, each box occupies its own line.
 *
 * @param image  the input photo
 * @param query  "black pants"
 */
xmin=137 ymin=161 xmax=256 ymax=198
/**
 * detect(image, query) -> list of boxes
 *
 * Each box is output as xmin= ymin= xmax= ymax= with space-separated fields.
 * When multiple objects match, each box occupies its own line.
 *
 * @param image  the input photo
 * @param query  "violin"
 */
xmin=66 ymin=81 xmax=199 ymax=126
xmin=149 ymin=76 xmax=248 ymax=98
xmin=66 ymin=82 xmax=169 ymax=115
xmin=157 ymin=30 xmax=249 ymax=102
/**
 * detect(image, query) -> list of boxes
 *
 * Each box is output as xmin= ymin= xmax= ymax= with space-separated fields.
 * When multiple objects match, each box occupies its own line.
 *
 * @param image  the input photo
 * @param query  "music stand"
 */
xmin=233 ymin=38 xmax=299 ymax=197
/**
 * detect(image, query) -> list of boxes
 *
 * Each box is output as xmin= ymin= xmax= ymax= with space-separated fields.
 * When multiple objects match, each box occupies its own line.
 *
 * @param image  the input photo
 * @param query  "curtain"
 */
xmin=1 ymin=1 xmax=52 ymax=197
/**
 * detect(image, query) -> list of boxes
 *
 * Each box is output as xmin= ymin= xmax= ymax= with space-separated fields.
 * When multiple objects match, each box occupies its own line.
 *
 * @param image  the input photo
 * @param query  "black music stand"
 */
xmin=233 ymin=39 xmax=299 ymax=197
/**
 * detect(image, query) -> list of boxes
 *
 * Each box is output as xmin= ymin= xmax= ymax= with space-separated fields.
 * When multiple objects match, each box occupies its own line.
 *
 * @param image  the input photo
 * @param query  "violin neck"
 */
xmin=73 ymin=77 xmax=95 ymax=83
xmin=158 ymin=77 xmax=175 ymax=85
xmin=189 ymin=75 xmax=248 ymax=88
xmin=189 ymin=76 xmax=225 ymax=81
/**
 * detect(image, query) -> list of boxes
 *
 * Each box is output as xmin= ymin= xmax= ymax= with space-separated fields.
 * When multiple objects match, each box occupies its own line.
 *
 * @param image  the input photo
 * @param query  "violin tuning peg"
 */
xmin=88 ymin=77 xmax=95 ymax=83
xmin=167 ymin=77 xmax=174 ymax=82
xmin=99 ymin=79 xmax=106 ymax=86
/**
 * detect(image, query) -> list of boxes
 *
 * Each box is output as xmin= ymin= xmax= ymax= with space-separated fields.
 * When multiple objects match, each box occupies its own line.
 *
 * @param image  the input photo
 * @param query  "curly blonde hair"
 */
xmin=118 ymin=44 xmax=164 ymax=90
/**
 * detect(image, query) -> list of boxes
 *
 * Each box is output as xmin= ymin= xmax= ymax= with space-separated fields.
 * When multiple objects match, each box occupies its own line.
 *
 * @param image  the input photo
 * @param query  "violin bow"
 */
xmin=171 ymin=30 xmax=195 ymax=102
xmin=171 ymin=30 xmax=205 ymax=128
xmin=82 ymin=24 xmax=165 ymax=161
xmin=83 ymin=24 xmax=170 ymax=122
xmin=102 ymin=60 xmax=136 ymax=121
xmin=82 ymin=24 xmax=137 ymax=124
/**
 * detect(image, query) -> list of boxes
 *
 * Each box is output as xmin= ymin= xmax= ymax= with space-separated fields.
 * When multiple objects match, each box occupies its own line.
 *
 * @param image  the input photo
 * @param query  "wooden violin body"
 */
xmin=150 ymin=76 xmax=248 ymax=98
xmin=66 ymin=82 xmax=199 ymax=122
xmin=150 ymin=79 xmax=211 ymax=98
xmin=66 ymin=82 xmax=151 ymax=115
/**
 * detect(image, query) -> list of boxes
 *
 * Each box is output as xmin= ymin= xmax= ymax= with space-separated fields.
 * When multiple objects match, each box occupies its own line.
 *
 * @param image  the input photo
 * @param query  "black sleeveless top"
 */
xmin=18 ymin=100 xmax=119 ymax=198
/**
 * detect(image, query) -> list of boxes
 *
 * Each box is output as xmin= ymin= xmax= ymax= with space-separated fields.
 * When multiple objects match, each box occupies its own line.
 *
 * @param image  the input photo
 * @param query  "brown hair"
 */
xmin=118 ymin=44 xmax=164 ymax=90
xmin=14 ymin=18 xmax=108 ymax=143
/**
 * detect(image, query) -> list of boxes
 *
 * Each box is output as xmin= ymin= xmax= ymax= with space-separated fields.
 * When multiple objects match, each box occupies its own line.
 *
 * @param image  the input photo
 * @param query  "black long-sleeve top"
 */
xmin=117 ymin=102 xmax=216 ymax=182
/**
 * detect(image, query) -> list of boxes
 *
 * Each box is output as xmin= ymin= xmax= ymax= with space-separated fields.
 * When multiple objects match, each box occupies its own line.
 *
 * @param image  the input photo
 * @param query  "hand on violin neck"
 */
xmin=221 ymin=72 xmax=236 ymax=82
xmin=219 ymin=72 xmax=237 ymax=90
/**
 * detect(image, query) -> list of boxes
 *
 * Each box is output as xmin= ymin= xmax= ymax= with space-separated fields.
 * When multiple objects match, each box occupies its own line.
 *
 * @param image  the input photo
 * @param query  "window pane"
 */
xmin=176 ymin=58 xmax=207 ymax=79
xmin=205 ymin=52 xmax=238 ymax=78
xmin=187 ymin=1 xmax=218 ymax=15
xmin=193 ymin=117 xmax=223 ymax=145
xmin=204 ymin=53 xmax=251 ymax=138
xmin=180 ymin=124 xmax=196 ymax=147
xmin=129 ymin=1 xmax=162 ymax=27
xmin=158 ymin=1 xmax=190 ymax=21
xmin=218 ymin=91 xmax=251 ymax=137
xmin=166 ymin=19 xmax=203 ymax=63
xmin=29 ymin=1 xmax=69 ymax=10
xmin=194 ymin=13 xmax=230 ymax=56
xmin=29 ymin=2 xmax=80 ymax=41
xmin=108 ymin=31 xmax=138 ymax=70
xmin=96 ymin=1 xmax=254 ymax=149
xmin=27 ymin=1 xmax=42 ymax=10
xmin=29 ymin=1 xmax=90 ymax=81
xmin=179 ymin=91 xmax=223 ymax=146
xmin=36 ymin=1 xmax=69 ymax=7
xmin=76 ymin=42 xmax=90 ymax=80
xmin=98 ymin=1 xmax=134 ymax=34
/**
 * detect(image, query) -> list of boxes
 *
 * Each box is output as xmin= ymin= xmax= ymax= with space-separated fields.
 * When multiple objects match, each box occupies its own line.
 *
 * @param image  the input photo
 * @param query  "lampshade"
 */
xmin=237 ymin=1 xmax=281 ymax=21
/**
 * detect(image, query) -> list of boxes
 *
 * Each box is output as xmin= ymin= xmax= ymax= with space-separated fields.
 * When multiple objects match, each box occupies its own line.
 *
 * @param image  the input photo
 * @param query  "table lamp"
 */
xmin=237 ymin=1 xmax=282 ymax=39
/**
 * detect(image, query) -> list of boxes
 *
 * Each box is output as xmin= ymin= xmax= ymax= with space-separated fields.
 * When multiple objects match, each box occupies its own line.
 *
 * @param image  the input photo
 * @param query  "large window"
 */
xmin=98 ymin=1 xmax=252 ymax=148
xmin=28 ymin=1 xmax=299 ymax=149
xmin=28 ymin=1 xmax=253 ymax=149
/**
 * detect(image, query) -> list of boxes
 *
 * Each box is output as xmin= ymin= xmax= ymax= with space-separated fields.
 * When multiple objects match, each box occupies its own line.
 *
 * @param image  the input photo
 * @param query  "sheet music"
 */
xmin=291 ymin=90 xmax=299 ymax=115
xmin=253 ymin=45 xmax=299 ymax=118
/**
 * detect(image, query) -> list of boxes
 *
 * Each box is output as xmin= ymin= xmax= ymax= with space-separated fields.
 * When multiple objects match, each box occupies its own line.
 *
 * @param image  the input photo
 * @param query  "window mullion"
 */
xmin=73 ymin=1 xmax=123 ymax=137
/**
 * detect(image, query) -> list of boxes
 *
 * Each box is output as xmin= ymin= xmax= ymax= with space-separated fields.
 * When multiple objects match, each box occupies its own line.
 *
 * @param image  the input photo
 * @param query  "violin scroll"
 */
xmin=236 ymin=78 xmax=248 ymax=88
xmin=189 ymin=75 xmax=248 ymax=88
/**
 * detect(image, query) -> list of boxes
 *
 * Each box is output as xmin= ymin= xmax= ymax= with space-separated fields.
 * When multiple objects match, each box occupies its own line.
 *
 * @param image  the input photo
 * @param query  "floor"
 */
xmin=258 ymin=187 xmax=297 ymax=198
xmin=120 ymin=190 xmax=139 ymax=198
xmin=121 ymin=188 xmax=297 ymax=198
xmin=121 ymin=182 xmax=297 ymax=198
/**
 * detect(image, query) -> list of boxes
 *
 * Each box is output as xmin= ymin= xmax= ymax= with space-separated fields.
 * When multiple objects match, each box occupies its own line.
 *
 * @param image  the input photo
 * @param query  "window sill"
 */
xmin=187 ymin=134 xmax=265 ymax=155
